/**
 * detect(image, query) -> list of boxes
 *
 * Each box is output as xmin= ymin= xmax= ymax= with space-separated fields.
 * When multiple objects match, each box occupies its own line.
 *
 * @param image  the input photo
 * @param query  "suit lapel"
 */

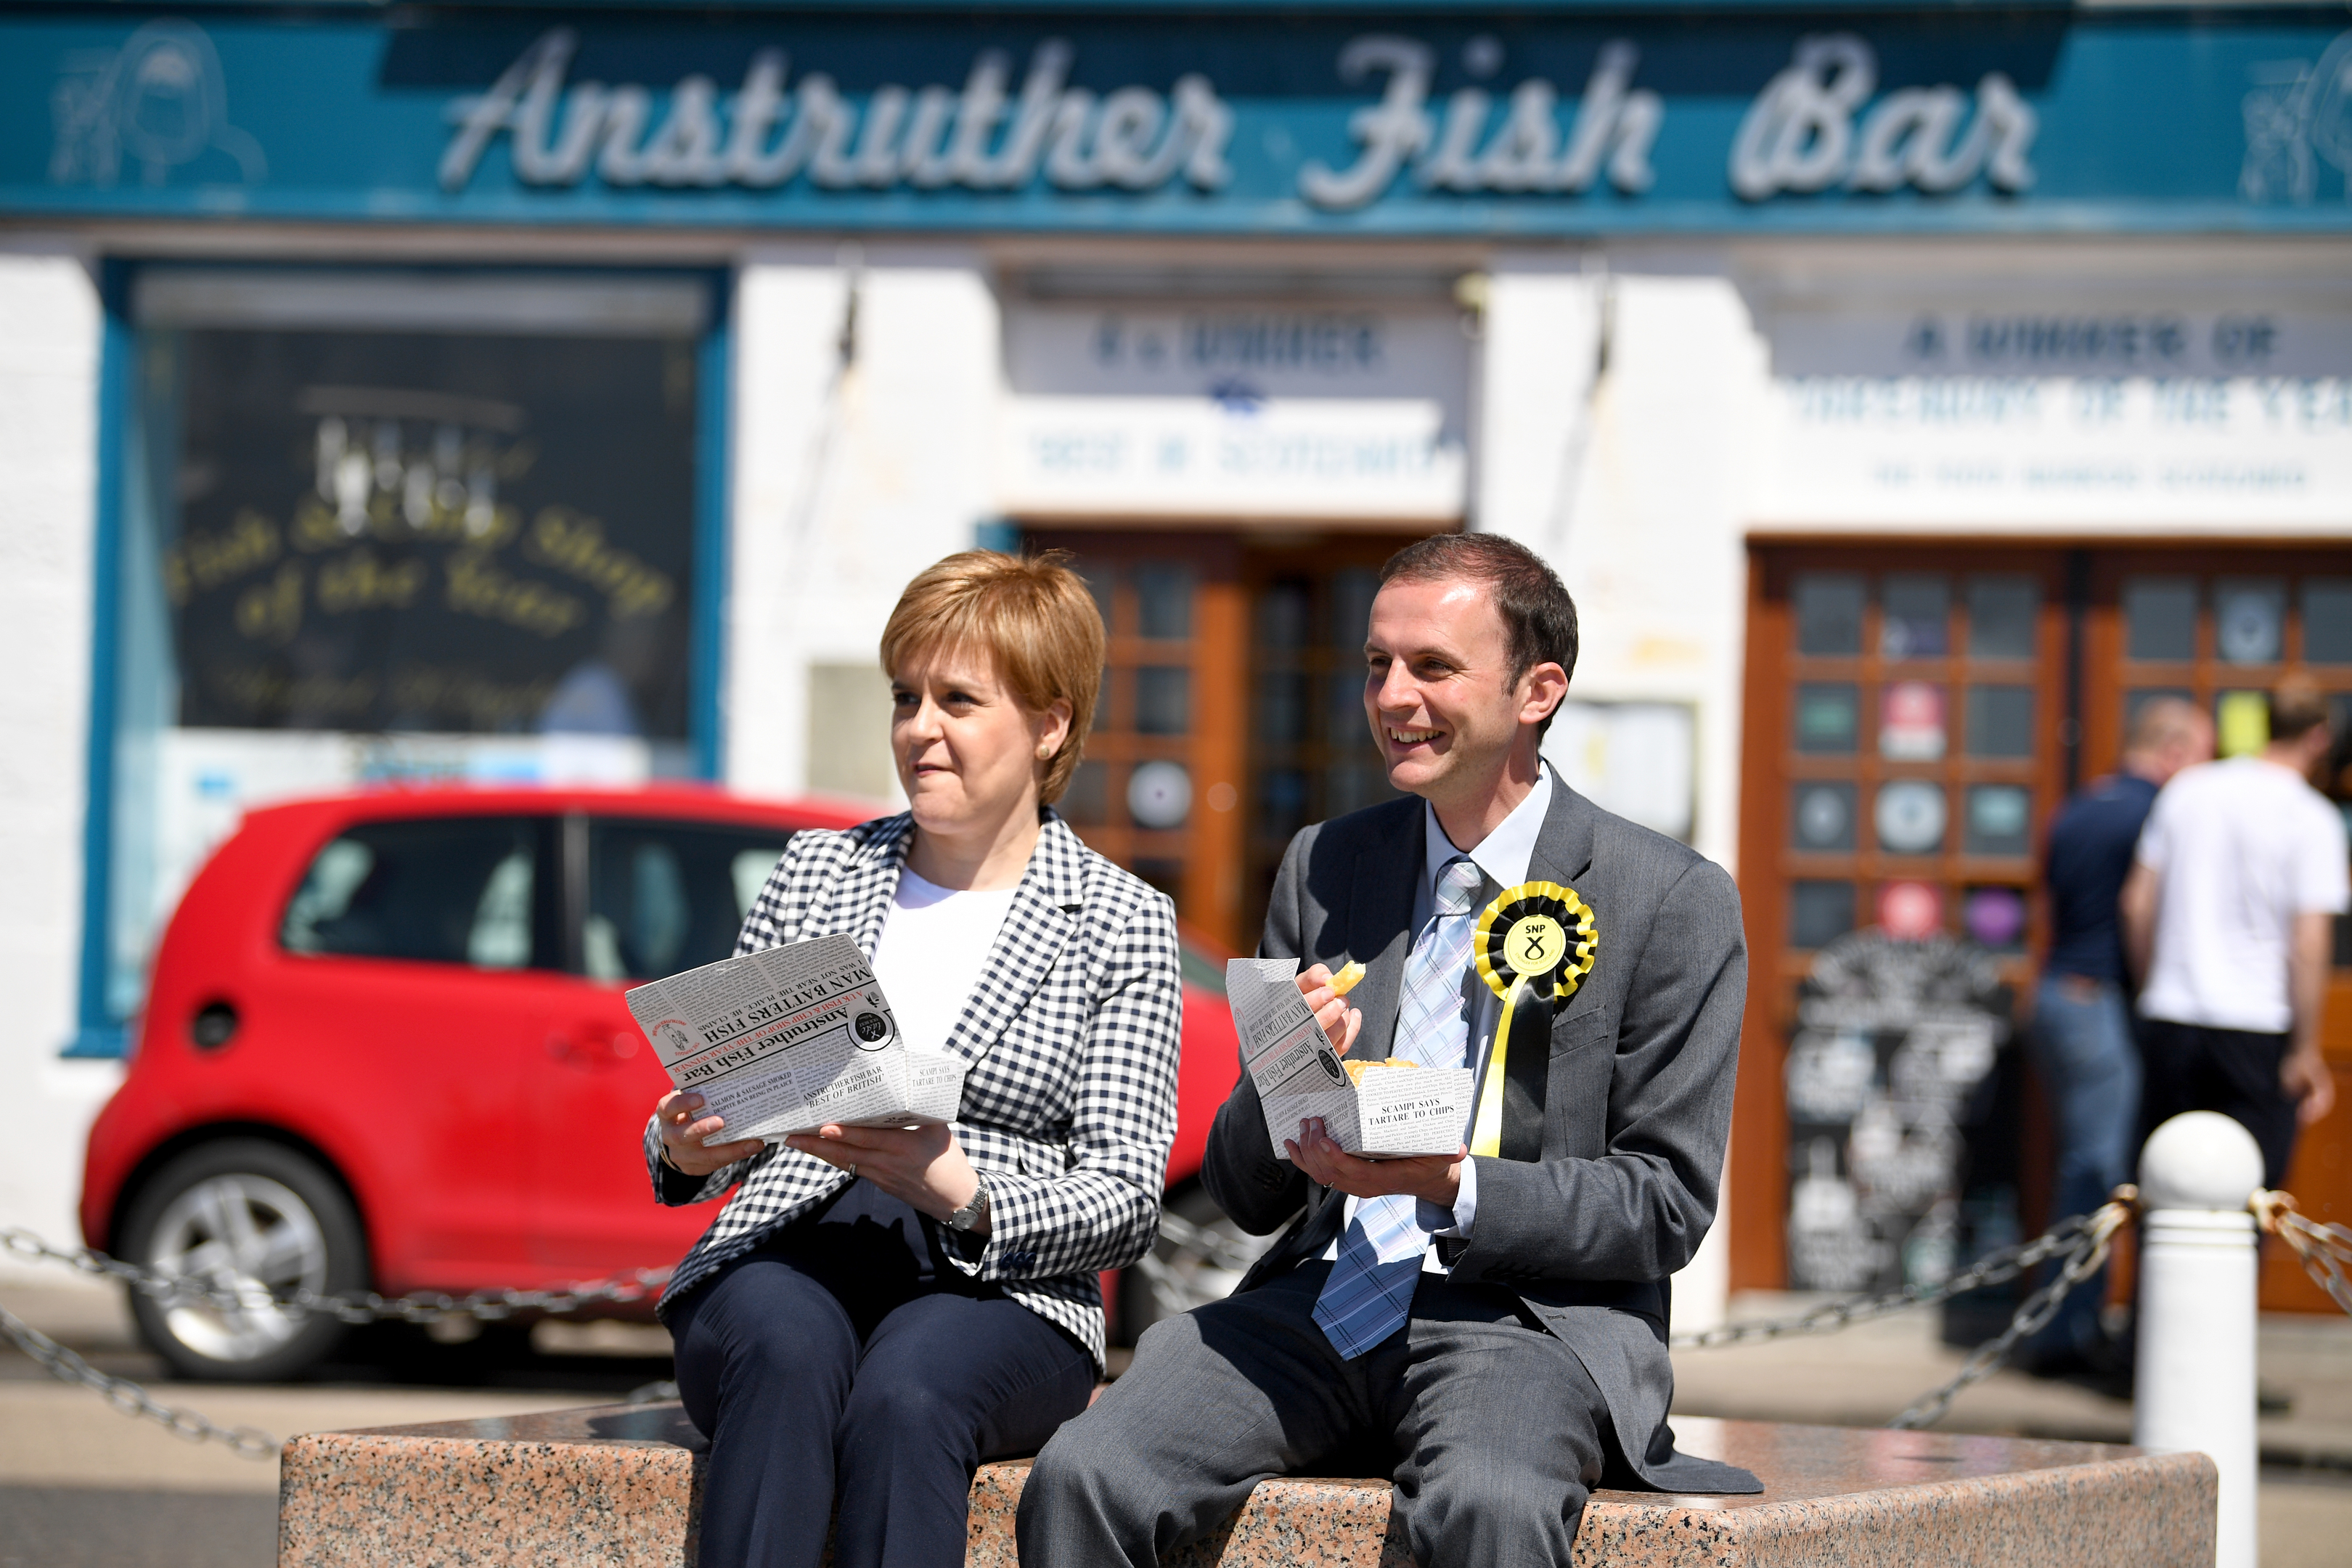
xmin=1499 ymin=780 xmax=1601 ymax=1161
xmin=1348 ymin=800 xmax=1423 ymax=1061
xmin=942 ymin=812 xmax=1084 ymax=1068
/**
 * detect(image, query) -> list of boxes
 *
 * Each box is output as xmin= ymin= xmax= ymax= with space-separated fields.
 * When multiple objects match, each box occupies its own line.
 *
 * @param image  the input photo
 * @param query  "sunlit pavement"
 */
xmin=1673 ymin=1291 xmax=2352 ymax=1567
xmin=5 ymin=1274 xmax=2352 ymax=1567
xmin=0 ymin=1273 xmax=662 ymax=1567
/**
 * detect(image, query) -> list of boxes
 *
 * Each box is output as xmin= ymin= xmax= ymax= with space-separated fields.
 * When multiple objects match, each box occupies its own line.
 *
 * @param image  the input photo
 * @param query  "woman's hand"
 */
xmin=656 ymin=1090 xmax=767 ymax=1177
xmin=785 ymin=1122 xmax=987 ymax=1231
xmin=1297 ymin=963 xmax=1364 ymax=1056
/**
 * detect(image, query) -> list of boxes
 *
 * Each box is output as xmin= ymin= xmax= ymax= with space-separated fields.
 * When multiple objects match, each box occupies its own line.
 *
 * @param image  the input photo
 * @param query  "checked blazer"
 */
xmin=642 ymin=809 xmax=1184 ymax=1370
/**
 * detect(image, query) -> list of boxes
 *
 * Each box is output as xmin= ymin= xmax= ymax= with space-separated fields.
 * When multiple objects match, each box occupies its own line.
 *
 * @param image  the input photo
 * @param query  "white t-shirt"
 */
xmin=2136 ymin=756 xmax=2351 ymax=1034
xmin=867 ymin=867 xmax=1020 ymax=1055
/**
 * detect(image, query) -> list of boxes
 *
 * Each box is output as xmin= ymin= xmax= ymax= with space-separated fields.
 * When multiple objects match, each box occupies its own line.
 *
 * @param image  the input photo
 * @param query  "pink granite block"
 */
xmin=278 ymin=1405 xmax=2215 ymax=1568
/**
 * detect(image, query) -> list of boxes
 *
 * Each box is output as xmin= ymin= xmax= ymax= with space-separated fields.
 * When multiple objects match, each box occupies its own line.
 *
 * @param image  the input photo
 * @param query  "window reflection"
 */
xmin=2305 ymin=580 xmax=2352 ymax=664
xmin=2124 ymin=578 xmax=2197 ymax=661
xmin=1134 ymin=563 xmax=1194 ymax=640
xmin=1257 ymin=579 xmax=1310 ymax=649
xmin=1256 ymin=671 xmax=1308 ymax=743
xmin=1135 ymin=666 xmax=1191 ymax=735
xmin=1963 ymin=886 xmax=2028 ymax=952
xmin=1875 ymin=780 xmax=1948 ymax=855
xmin=1794 ymin=683 xmax=1858 ymax=754
xmin=1794 ymin=573 xmax=1865 ymax=656
xmin=1966 ymin=686 xmax=2035 ymax=758
xmin=1792 ymin=881 xmax=1855 ymax=949
xmin=1792 ymin=782 xmax=1856 ymax=852
xmin=1964 ymin=785 xmax=2031 ymax=856
xmin=2213 ymin=579 xmax=2284 ymax=665
xmin=1966 ymin=576 xmax=2038 ymax=660
xmin=1881 ymin=574 xmax=1950 ymax=660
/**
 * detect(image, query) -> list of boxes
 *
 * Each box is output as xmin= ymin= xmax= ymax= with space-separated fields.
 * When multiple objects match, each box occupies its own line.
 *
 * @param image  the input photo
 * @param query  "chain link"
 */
xmin=21 ymin=1179 xmax=2305 ymax=1459
xmin=1665 ymin=1187 xmax=2139 ymax=1355
xmin=1 ymin=1225 xmax=670 ymax=1326
xmin=0 ymin=1297 xmax=281 ymax=1459
xmin=2253 ymin=1188 xmax=2352 ymax=1318
xmin=1887 ymin=1196 xmax=2134 ymax=1429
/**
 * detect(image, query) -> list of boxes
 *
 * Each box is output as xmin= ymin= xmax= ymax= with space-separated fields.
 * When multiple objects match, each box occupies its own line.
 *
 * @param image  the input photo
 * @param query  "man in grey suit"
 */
xmin=1020 ymin=534 xmax=1757 ymax=1568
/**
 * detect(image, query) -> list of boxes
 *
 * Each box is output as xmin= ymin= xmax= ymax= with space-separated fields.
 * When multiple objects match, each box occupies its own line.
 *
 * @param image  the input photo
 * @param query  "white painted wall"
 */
xmin=0 ymin=247 xmax=121 ymax=1278
xmin=1477 ymin=252 xmax=1772 ymax=1331
xmin=726 ymin=248 xmax=1000 ymax=804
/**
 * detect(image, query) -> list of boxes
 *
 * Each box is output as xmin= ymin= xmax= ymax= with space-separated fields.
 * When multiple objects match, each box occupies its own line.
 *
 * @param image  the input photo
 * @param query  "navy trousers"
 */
xmin=669 ymin=1220 xmax=1095 ymax=1568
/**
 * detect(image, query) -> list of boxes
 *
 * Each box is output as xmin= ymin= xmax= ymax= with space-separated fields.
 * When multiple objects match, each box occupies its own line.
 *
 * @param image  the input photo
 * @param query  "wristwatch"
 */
xmin=946 ymin=1177 xmax=990 ymax=1233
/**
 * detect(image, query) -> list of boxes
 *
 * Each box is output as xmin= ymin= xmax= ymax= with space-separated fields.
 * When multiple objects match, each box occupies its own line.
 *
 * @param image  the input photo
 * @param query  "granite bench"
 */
xmin=277 ymin=1402 xmax=2216 ymax=1567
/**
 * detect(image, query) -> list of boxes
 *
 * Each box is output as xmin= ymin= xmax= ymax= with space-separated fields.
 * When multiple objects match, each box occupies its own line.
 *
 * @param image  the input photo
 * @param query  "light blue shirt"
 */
xmin=1322 ymin=765 xmax=1555 ymax=1272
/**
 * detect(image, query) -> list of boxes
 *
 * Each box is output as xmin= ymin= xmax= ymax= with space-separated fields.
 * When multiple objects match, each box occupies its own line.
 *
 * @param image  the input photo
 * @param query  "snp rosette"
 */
xmin=626 ymin=933 xmax=965 ymax=1145
xmin=1225 ymin=957 xmax=1473 ymax=1160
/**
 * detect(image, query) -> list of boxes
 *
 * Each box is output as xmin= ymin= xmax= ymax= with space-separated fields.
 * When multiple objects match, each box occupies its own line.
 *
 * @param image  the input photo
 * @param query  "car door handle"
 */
xmin=546 ymin=1030 xmax=642 ymax=1066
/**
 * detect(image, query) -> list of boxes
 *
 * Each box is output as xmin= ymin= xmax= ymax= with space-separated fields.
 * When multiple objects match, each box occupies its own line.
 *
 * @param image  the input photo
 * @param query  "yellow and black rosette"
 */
xmin=1473 ymin=881 xmax=1597 ymax=1014
xmin=1468 ymin=881 xmax=1598 ymax=1159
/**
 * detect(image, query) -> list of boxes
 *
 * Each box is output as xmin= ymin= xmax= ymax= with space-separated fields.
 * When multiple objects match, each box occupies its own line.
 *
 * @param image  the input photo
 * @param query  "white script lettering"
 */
xmin=1730 ymin=34 xmax=2036 ymax=199
xmin=439 ymin=29 xmax=1232 ymax=195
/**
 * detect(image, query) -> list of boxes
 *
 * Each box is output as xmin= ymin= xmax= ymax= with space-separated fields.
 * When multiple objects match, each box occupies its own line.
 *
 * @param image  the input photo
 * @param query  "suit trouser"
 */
xmin=1018 ymin=1261 xmax=1612 ymax=1568
xmin=669 ymin=1246 xmax=1095 ymax=1568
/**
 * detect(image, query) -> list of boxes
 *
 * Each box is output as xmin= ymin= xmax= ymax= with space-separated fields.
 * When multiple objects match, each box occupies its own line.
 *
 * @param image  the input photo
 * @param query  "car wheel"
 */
xmin=119 ymin=1140 xmax=365 ymax=1382
xmin=1118 ymin=1185 xmax=1276 ymax=1344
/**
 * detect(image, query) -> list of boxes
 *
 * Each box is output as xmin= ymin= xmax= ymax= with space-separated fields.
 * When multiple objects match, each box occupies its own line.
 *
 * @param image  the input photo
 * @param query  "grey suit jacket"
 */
xmin=1203 ymin=783 xmax=1761 ymax=1495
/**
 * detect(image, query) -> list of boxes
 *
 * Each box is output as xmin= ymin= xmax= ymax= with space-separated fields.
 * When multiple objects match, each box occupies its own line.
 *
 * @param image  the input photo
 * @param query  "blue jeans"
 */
xmin=2024 ymin=973 xmax=2141 ymax=1364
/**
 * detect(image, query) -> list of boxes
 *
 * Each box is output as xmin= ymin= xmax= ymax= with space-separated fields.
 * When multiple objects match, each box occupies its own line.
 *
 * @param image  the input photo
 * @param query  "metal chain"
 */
xmin=0 ymin=1188 xmax=2168 ymax=1462
xmin=1887 ymin=1196 xmax=2134 ymax=1429
xmin=1666 ymin=1187 xmax=2140 ymax=1352
xmin=2253 ymin=1189 xmax=2352 ymax=1318
xmin=1 ymin=1225 xmax=669 ymax=1326
xmin=0 ymin=1297 xmax=281 ymax=1459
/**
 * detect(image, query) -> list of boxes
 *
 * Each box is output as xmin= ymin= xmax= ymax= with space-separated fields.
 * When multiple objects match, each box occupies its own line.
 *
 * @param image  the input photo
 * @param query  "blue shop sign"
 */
xmin=8 ymin=9 xmax=2352 ymax=233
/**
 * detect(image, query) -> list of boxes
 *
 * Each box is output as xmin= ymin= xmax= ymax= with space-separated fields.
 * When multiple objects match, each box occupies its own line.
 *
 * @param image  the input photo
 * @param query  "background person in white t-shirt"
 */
xmin=2123 ymin=679 xmax=2349 ymax=1188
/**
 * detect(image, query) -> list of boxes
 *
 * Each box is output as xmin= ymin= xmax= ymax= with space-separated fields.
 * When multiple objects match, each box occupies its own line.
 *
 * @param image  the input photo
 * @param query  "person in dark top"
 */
xmin=2023 ymin=697 xmax=2210 ymax=1375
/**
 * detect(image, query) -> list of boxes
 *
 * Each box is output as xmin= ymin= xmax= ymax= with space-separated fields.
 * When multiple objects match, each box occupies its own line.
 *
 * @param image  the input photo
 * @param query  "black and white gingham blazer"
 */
xmin=642 ymin=809 xmax=1183 ymax=1369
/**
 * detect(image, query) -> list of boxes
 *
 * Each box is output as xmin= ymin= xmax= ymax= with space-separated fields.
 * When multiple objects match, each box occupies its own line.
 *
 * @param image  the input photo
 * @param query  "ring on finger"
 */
xmin=846 ymin=1163 xmax=859 ymax=1180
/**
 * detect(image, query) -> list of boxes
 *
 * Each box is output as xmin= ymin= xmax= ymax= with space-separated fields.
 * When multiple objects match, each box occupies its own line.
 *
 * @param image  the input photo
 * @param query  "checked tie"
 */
xmin=1312 ymin=854 xmax=1485 ymax=1360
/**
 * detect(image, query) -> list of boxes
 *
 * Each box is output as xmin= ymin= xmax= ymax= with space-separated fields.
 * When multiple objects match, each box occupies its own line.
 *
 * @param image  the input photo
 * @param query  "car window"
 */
xmin=282 ymin=816 xmax=560 ymax=969
xmin=584 ymin=820 xmax=790 ymax=982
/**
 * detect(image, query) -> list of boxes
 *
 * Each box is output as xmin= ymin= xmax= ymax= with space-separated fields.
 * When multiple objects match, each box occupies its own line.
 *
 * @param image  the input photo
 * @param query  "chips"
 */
xmin=1327 ymin=960 xmax=1367 ymax=997
xmin=1342 ymin=1058 xmax=1418 ymax=1087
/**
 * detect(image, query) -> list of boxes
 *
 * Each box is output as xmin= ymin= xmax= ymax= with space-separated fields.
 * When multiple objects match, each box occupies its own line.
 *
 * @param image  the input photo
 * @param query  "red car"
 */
xmin=79 ymin=785 xmax=1246 ymax=1380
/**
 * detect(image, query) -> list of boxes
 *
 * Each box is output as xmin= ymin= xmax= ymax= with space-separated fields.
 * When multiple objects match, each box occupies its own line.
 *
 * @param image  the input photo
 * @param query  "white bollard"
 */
xmin=2133 ymin=1111 xmax=2264 ymax=1568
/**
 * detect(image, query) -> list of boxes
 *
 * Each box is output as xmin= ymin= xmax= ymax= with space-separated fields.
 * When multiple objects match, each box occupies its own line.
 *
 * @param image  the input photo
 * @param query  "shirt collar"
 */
xmin=1422 ymin=764 xmax=1554 ymax=902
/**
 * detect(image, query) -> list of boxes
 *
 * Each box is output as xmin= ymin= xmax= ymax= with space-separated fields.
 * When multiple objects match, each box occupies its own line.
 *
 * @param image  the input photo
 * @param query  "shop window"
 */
xmin=1792 ymin=782 xmax=1856 ymax=852
xmin=1964 ymin=784 xmax=2032 ymax=857
xmin=1794 ymin=683 xmax=1858 ymax=753
xmin=2305 ymin=580 xmax=2352 ymax=663
xmin=1791 ymin=881 xmax=1854 ymax=950
xmin=1880 ymin=574 xmax=1950 ymax=659
xmin=1874 ymin=780 xmax=1947 ymax=856
xmin=1793 ymin=573 xmax=1865 ymax=656
xmin=1965 ymin=686 xmax=2035 ymax=758
xmin=94 ymin=270 xmax=714 ymax=1035
xmin=1135 ymin=666 xmax=1192 ymax=735
xmin=1964 ymin=576 xmax=2038 ymax=659
xmin=2213 ymin=579 xmax=2286 ymax=666
xmin=2123 ymin=577 xmax=2197 ymax=661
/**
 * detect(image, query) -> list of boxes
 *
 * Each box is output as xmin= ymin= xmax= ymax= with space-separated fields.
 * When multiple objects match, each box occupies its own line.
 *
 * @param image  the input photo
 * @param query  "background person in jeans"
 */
xmin=2023 ymin=698 xmax=2210 ymax=1376
xmin=2124 ymin=677 xmax=2348 ymax=1191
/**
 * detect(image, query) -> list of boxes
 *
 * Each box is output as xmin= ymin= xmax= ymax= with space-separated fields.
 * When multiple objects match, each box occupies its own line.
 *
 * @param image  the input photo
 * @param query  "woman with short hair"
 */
xmin=646 ymin=550 xmax=1183 ymax=1568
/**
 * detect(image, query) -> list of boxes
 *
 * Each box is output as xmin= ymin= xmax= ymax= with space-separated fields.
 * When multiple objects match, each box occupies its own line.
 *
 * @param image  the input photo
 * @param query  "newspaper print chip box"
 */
xmin=626 ymin=932 xmax=966 ymax=1143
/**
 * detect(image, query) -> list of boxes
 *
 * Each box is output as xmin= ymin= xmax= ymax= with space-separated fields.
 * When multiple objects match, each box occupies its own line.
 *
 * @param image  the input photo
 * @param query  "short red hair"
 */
xmin=878 ymin=551 xmax=1105 ymax=805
